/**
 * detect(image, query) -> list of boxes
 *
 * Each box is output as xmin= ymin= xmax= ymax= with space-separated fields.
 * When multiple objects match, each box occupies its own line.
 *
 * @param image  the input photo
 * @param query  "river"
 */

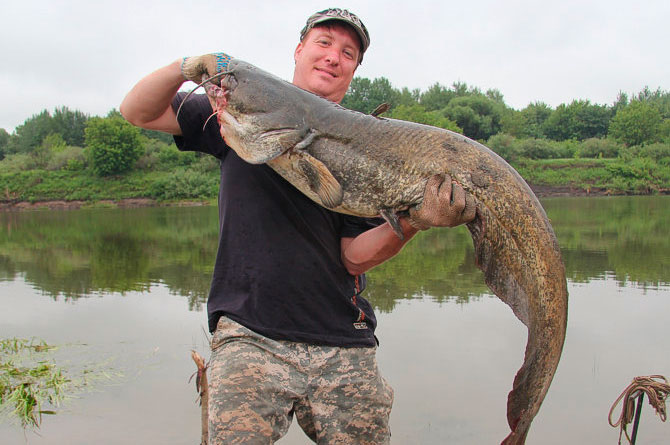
xmin=1 ymin=196 xmax=669 ymax=444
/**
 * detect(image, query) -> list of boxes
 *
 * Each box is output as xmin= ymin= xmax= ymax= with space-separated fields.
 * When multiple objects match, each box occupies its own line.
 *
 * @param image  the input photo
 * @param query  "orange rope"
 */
xmin=608 ymin=375 xmax=669 ymax=444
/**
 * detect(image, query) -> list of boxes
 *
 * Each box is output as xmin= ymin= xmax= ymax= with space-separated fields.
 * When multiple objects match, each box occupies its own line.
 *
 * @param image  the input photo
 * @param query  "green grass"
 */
xmin=1 ymin=154 xmax=669 ymax=207
xmin=0 ymin=339 xmax=66 ymax=427
xmin=0 ymin=338 xmax=118 ymax=429
xmin=512 ymin=157 xmax=670 ymax=194
xmin=0 ymin=168 xmax=219 ymax=204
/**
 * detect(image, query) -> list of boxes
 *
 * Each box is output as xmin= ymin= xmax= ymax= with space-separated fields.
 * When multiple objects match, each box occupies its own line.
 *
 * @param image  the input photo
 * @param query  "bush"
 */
xmin=189 ymin=154 xmax=220 ymax=173
xmin=136 ymin=139 xmax=198 ymax=171
xmin=486 ymin=133 xmax=519 ymax=162
xmin=515 ymin=138 xmax=574 ymax=159
xmin=156 ymin=144 xmax=197 ymax=169
xmin=147 ymin=168 xmax=218 ymax=200
xmin=85 ymin=117 xmax=143 ymax=176
xmin=0 ymin=153 xmax=37 ymax=172
xmin=609 ymin=101 xmax=662 ymax=146
xmin=619 ymin=142 xmax=670 ymax=165
xmin=389 ymin=104 xmax=461 ymax=132
xmin=576 ymin=138 xmax=621 ymax=158
xmin=46 ymin=146 xmax=87 ymax=171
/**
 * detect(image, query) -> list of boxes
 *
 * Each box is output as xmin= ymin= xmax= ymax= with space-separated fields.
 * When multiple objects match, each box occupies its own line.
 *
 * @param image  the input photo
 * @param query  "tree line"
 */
xmin=1 ymin=79 xmax=669 ymax=179
xmin=341 ymin=78 xmax=669 ymax=147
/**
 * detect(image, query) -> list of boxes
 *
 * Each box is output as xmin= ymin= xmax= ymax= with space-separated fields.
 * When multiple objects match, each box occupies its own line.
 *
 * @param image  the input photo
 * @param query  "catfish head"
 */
xmin=208 ymin=59 xmax=318 ymax=164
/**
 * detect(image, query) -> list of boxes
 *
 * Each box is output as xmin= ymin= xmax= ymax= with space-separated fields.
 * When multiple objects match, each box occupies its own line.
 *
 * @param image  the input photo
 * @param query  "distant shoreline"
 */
xmin=1 ymin=185 xmax=660 ymax=212
xmin=0 ymin=198 xmax=210 ymax=212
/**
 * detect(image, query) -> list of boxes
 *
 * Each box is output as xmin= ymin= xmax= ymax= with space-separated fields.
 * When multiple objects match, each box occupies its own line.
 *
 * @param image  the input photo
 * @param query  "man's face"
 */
xmin=292 ymin=23 xmax=360 ymax=104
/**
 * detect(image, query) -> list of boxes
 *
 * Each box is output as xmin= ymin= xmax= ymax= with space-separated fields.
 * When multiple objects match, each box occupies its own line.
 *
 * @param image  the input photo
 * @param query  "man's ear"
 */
xmin=294 ymin=41 xmax=304 ymax=64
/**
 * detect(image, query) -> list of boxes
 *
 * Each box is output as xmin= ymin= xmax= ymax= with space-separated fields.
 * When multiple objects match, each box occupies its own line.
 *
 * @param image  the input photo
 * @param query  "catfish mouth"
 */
xmin=205 ymin=72 xmax=237 ymax=103
xmin=208 ymin=73 xmax=238 ymax=114
xmin=218 ymin=72 xmax=238 ymax=93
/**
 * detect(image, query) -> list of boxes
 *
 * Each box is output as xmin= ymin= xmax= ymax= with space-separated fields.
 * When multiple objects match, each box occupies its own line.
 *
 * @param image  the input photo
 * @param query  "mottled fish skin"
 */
xmin=208 ymin=59 xmax=568 ymax=444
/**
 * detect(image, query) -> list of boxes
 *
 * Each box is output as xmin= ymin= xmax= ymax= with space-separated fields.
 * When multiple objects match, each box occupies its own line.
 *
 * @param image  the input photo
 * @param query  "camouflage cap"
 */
xmin=300 ymin=8 xmax=370 ymax=63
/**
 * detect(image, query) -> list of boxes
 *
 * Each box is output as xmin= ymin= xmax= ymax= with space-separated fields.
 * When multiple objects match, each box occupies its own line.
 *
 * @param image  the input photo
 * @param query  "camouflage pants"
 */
xmin=208 ymin=316 xmax=393 ymax=444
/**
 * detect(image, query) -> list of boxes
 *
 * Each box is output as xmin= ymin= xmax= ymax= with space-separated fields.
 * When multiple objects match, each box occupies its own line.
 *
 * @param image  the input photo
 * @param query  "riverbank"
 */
xmin=0 ymin=184 xmax=656 ymax=212
xmin=2 ymin=156 xmax=668 ymax=212
xmin=0 ymin=198 xmax=212 ymax=212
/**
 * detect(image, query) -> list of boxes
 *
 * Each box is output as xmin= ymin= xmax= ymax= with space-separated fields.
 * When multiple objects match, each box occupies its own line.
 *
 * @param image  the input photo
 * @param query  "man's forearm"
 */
xmin=120 ymin=59 xmax=184 ymax=133
xmin=341 ymin=217 xmax=419 ymax=276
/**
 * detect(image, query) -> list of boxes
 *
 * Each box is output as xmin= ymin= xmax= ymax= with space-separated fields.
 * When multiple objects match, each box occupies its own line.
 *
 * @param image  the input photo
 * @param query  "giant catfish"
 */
xmin=184 ymin=59 xmax=568 ymax=444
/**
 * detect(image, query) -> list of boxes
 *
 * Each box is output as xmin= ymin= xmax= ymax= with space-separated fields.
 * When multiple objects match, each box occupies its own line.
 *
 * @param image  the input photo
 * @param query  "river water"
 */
xmin=1 ymin=196 xmax=669 ymax=444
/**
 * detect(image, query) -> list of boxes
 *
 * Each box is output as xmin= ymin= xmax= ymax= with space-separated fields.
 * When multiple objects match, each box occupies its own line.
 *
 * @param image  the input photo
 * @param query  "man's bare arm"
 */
xmin=120 ymin=59 xmax=184 ymax=135
xmin=341 ymin=174 xmax=476 ymax=276
xmin=341 ymin=218 xmax=419 ymax=276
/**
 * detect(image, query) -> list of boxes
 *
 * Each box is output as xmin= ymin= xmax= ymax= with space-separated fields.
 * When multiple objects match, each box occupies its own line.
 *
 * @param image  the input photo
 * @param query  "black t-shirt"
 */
xmin=171 ymin=93 xmax=382 ymax=347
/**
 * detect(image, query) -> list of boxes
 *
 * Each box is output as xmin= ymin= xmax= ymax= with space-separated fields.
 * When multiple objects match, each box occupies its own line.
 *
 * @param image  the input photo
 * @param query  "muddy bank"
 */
xmin=529 ymin=185 xmax=613 ymax=198
xmin=0 ymin=198 xmax=210 ymax=212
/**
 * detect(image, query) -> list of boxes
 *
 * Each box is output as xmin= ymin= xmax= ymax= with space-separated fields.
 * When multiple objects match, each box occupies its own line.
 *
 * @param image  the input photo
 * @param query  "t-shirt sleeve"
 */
xmin=170 ymin=92 xmax=228 ymax=159
xmin=341 ymin=215 xmax=385 ymax=238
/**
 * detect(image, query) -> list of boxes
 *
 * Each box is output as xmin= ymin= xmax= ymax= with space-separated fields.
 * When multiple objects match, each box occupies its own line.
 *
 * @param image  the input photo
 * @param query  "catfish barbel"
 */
xmin=187 ymin=59 xmax=568 ymax=444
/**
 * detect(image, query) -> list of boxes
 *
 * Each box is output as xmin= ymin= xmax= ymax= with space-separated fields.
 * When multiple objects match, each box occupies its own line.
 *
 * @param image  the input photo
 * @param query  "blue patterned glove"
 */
xmin=181 ymin=53 xmax=232 ymax=84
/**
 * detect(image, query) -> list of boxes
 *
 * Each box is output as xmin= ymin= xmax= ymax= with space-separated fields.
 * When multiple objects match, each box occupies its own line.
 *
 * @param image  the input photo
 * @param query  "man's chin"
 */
xmin=306 ymin=82 xmax=341 ymax=102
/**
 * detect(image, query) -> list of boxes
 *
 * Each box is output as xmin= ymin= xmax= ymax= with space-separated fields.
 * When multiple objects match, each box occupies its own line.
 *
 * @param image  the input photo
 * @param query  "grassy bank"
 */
xmin=1 ymin=157 xmax=669 ymax=210
xmin=513 ymin=157 xmax=670 ymax=195
xmin=0 ymin=168 xmax=219 ymax=208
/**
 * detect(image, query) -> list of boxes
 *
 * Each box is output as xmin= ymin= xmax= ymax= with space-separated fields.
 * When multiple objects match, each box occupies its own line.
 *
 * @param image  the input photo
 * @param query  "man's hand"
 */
xmin=181 ymin=53 xmax=232 ymax=84
xmin=407 ymin=174 xmax=476 ymax=230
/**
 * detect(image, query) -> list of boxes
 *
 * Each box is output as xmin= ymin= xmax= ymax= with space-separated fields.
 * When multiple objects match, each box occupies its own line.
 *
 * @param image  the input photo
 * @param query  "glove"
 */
xmin=181 ymin=53 xmax=232 ymax=84
xmin=407 ymin=174 xmax=476 ymax=230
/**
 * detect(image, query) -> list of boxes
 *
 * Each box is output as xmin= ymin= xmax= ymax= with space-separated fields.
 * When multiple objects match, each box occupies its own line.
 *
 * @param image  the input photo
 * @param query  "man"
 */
xmin=121 ymin=8 xmax=474 ymax=444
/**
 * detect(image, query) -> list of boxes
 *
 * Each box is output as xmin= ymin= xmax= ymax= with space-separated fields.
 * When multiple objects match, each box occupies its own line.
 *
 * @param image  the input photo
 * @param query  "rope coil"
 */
xmin=608 ymin=375 xmax=669 ymax=444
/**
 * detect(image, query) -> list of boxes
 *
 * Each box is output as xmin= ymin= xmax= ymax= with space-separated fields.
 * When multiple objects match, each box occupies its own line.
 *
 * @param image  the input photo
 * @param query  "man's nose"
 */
xmin=324 ymin=49 xmax=340 ymax=65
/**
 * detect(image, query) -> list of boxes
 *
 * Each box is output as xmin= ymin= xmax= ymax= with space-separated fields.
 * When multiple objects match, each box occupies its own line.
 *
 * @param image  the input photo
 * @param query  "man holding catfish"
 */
xmin=121 ymin=8 xmax=473 ymax=443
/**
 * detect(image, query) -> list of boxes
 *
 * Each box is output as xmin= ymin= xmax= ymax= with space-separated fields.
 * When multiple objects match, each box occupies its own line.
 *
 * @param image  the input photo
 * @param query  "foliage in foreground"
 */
xmin=0 ymin=338 xmax=67 ymax=427
xmin=0 ymin=338 xmax=115 ymax=429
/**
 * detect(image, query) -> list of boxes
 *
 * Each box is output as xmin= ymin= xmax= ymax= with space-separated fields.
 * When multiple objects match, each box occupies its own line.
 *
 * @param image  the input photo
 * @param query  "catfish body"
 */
xmin=205 ymin=59 xmax=568 ymax=444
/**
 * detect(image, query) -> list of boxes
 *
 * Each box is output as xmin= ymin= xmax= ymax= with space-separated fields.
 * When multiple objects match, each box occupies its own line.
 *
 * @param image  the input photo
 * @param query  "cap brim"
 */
xmin=309 ymin=17 xmax=369 ymax=53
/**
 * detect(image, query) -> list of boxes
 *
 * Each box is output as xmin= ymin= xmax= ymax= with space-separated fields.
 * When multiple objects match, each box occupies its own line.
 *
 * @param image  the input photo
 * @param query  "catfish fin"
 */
xmin=370 ymin=103 xmax=390 ymax=118
xmin=296 ymin=154 xmax=343 ymax=208
xmin=379 ymin=208 xmax=404 ymax=240
xmin=249 ymin=127 xmax=319 ymax=164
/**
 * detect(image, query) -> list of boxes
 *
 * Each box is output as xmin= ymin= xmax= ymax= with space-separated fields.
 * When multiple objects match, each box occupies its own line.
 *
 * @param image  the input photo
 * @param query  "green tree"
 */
xmin=52 ymin=106 xmax=88 ymax=147
xmin=635 ymin=86 xmax=670 ymax=114
xmin=6 ymin=110 xmax=56 ymax=154
xmin=341 ymin=77 xmax=400 ymax=114
xmin=0 ymin=128 xmax=9 ymax=160
xmin=485 ymin=88 xmax=505 ymax=104
xmin=441 ymin=94 xmax=504 ymax=140
xmin=389 ymin=104 xmax=461 ymax=132
xmin=85 ymin=116 xmax=143 ymax=176
xmin=543 ymin=100 xmax=611 ymax=141
xmin=419 ymin=83 xmax=456 ymax=111
xmin=608 ymin=101 xmax=663 ymax=146
xmin=4 ymin=107 xmax=88 ymax=155
xmin=397 ymin=87 xmax=421 ymax=107
xmin=499 ymin=109 xmax=525 ymax=138
xmin=520 ymin=102 xmax=552 ymax=139
xmin=41 ymin=133 xmax=67 ymax=152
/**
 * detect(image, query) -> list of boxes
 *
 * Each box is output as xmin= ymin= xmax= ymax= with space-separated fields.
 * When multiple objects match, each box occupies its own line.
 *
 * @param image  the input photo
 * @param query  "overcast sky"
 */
xmin=2 ymin=0 xmax=668 ymax=132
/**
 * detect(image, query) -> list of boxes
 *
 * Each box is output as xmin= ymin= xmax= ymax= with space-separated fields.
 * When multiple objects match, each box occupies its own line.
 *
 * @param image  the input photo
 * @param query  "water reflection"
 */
xmin=0 ymin=207 xmax=218 ymax=308
xmin=1 ymin=196 xmax=668 ymax=309
xmin=2 ymin=196 xmax=670 ymax=444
